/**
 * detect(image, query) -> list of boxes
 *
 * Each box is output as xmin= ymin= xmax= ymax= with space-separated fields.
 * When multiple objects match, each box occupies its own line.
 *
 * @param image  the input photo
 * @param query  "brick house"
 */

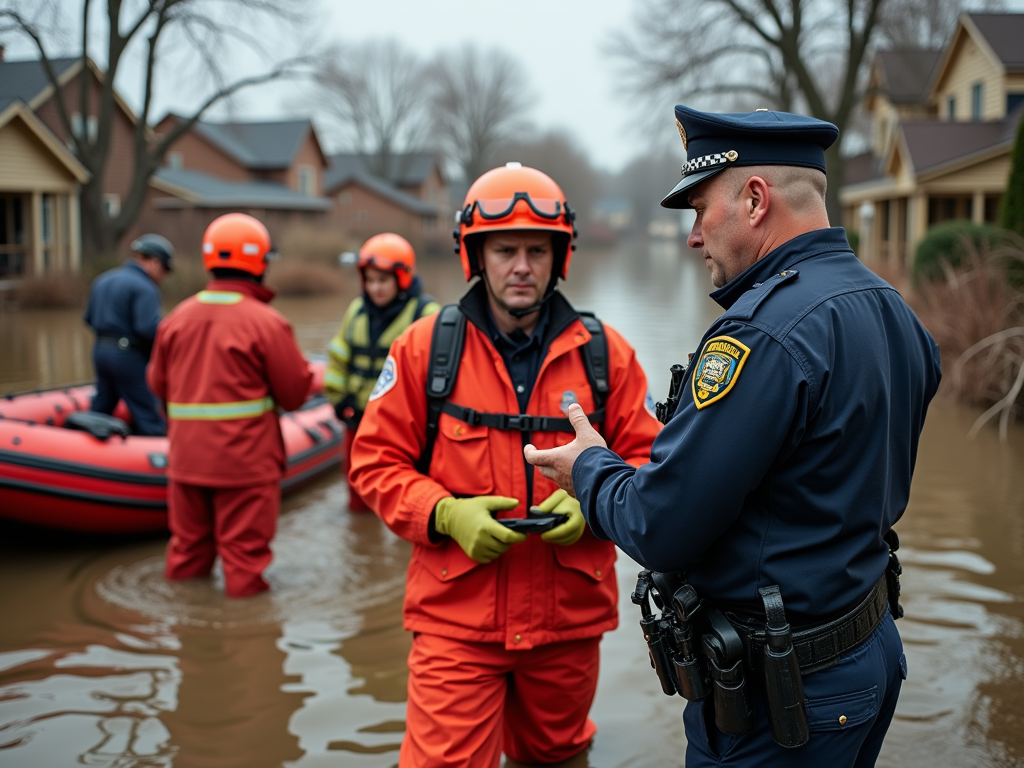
xmin=137 ymin=117 xmax=332 ymax=257
xmin=323 ymin=152 xmax=450 ymax=252
xmin=841 ymin=13 xmax=1024 ymax=267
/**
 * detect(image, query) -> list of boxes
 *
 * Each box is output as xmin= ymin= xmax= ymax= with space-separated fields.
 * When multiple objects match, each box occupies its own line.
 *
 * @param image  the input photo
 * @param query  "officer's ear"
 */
xmin=745 ymin=176 xmax=771 ymax=227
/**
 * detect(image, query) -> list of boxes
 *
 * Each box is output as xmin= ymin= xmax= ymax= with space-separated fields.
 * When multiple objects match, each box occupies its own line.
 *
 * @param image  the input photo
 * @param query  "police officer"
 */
xmin=83 ymin=234 xmax=173 ymax=436
xmin=526 ymin=107 xmax=942 ymax=767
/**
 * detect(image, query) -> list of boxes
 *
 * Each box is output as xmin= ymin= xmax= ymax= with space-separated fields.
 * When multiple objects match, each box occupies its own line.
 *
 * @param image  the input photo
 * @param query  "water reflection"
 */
xmin=1 ymin=240 xmax=1024 ymax=767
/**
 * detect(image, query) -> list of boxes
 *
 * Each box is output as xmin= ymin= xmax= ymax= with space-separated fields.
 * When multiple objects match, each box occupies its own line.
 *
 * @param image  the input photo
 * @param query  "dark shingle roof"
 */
xmin=0 ymin=57 xmax=79 ymax=104
xmin=900 ymin=106 xmax=1023 ymax=174
xmin=969 ymin=13 xmax=1024 ymax=70
xmin=324 ymin=152 xmax=440 ymax=191
xmin=874 ymin=50 xmax=943 ymax=104
xmin=152 ymin=167 xmax=330 ymax=210
xmin=193 ymin=120 xmax=314 ymax=169
xmin=842 ymin=151 xmax=885 ymax=186
xmin=330 ymin=170 xmax=438 ymax=215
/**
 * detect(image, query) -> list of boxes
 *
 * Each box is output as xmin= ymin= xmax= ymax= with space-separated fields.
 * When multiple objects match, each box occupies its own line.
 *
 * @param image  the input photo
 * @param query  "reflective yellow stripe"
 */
xmin=167 ymin=396 xmax=275 ymax=420
xmin=196 ymin=291 xmax=243 ymax=305
xmin=324 ymin=371 xmax=345 ymax=387
xmin=329 ymin=339 xmax=350 ymax=361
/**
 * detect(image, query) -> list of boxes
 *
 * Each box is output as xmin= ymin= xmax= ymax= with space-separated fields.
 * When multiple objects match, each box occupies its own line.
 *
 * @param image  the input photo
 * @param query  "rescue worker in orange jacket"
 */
xmin=349 ymin=163 xmax=662 ymax=767
xmin=148 ymin=213 xmax=312 ymax=598
xmin=324 ymin=233 xmax=439 ymax=511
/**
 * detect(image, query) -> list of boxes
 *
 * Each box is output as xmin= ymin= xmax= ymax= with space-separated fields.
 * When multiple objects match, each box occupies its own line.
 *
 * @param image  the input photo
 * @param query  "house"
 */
xmin=841 ymin=13 xmax=1024 ymax=267
xmin=0 ymin=52 xmax=139 ymax=276
xmin=138 ymin=117 xmax=332 ymax=254
xmin=323 ymin=152 xmax=449 ymax=251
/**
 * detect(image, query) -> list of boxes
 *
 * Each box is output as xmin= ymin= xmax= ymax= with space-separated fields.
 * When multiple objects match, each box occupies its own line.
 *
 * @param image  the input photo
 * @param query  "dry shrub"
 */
xmin=265 ymin=260 xmax=345 ymax=296
xmin=911 ymin=239 xmax=1024 ymax=439
xmin=11 ymin=272 xmax=90 ymax=309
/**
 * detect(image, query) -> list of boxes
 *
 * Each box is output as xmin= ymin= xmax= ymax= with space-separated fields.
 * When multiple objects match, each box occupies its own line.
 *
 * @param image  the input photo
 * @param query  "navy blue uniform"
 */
xmin=574 ymin=228 xmax=941 ymax=766
xmin=83 ymin=261 xmax=166 ymax=436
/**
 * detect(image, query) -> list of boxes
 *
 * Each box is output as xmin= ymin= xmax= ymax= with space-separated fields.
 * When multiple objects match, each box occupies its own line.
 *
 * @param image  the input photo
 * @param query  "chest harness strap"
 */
xmin=415 ymin=304 xmax=608 ymax=474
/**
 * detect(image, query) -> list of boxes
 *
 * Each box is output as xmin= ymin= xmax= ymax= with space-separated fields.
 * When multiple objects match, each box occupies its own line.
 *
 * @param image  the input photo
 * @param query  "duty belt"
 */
xmin=97 ymin=334 xmax=148 ymax=353
xmin=728 ymin=573 xmax=890 ymax=676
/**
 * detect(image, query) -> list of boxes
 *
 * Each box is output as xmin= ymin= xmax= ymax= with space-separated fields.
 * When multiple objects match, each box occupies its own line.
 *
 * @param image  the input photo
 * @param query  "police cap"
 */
xmin=660 ymin=105 xmax=839 ymax=209
xmin=131 ymin=233 xmax=174 ymax=271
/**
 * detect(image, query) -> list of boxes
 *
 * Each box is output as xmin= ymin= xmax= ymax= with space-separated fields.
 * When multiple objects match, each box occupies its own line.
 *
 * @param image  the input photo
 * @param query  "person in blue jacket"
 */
xmin=526 ymin=106 xmax=942 ymax=768
xmin=83 ymin=234 xmax=173 ymax=436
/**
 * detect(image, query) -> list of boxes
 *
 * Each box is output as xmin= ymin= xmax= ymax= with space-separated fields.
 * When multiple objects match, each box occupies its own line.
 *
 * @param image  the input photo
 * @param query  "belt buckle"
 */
xmin=117 ymin=337 xmax=130 ymax=350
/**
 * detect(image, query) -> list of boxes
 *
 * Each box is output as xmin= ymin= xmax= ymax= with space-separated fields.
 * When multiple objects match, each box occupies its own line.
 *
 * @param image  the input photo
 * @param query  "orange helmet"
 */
xmin=202 ymin=213 xmax=275 ymax=276
xmin=358 ymin=233 xmax=416 ymax=291
xmin=454 ymin=162 xmax=577 ymax=281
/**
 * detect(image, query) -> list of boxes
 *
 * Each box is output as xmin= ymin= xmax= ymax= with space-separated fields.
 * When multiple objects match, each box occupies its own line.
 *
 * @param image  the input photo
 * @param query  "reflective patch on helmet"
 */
xmin=692 ymin=335 xmax=750 ymax=410
xmin=203 ymin=242 xmax=213 ymax=253
xmin=560 ymin=390 xmax=578 ymax=414
xmin=368 ymin=355 xmax=398 ymax=401
xmin=645 ymin=391 xmax=658 ymax=417
xmin=242 ymin=243 xmax=260 ymax=255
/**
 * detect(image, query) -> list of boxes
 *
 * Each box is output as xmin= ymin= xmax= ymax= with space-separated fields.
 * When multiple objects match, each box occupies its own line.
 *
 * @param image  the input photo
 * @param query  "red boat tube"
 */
xmin=0 ymin=366 xmax=343 ymax=534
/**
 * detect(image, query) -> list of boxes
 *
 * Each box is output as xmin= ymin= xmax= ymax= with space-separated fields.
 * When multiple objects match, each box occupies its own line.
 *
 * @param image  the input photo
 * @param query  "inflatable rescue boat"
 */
xmin=0 ymin=368 xmax=343 ymax=534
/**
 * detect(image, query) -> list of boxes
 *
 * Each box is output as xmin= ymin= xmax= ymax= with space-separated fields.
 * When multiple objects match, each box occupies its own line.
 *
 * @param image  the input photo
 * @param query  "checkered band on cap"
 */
xmin=681 ymin=150 xmax=738 ymax=177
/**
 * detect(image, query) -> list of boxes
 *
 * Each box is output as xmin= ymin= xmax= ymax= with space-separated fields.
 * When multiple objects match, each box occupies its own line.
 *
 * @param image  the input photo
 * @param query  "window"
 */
xmin=298 ymin=165 xmax=315 ymax=197
xmin=71 ymin=112 xmax=98 ymax=143
xmin=971 ymin=82 xmax=983 ymax=120
xmin=103 ymin=194 xmax=121 ymax=219
xmin=947 ymin=96 xmax=956 ymax=120
xmin=41 ymin=195 xmax=54 ymax=244
xmin=1007 ymin=93 xmax=1024 ymax=116
xmin=167 ymin=151 xmax=183 ymax=169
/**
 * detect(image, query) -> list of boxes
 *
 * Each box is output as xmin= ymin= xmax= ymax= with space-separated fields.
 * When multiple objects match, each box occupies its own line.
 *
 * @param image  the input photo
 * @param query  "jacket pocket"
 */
xmin=431 ymin=413 xmax=494 ymax=496
xmin=409 ymin=542 xmax=497 ymax=631
xmin=805 ymin=686 xmax=879 ymax=732
xmin=550 ymin=536 xmax=618 ymax=630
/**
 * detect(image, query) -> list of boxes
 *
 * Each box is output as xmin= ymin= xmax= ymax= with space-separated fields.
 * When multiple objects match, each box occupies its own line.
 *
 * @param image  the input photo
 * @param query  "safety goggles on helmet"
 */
xmin=359 ymin=253 xmax=410 ymax=274
xmin=459 ymin=192 xmax=569 ymax=226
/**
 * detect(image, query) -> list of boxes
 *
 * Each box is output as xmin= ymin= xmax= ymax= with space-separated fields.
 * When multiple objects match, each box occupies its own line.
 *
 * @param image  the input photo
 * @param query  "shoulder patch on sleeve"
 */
xmin=691 ymin=335 xmax=751 ymax=409
xmin=369 ymin=355 xmax=398 ymax=401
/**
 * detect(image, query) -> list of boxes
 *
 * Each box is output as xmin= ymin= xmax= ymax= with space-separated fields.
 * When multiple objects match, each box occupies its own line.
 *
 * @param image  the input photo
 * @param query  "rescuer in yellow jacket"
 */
xmin=325 ymin=233 xmax=439 ymax=511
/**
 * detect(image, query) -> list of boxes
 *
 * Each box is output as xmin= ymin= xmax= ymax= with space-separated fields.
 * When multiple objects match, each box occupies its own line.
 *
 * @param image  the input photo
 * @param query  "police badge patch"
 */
xmin=368 ymin=355 xmax=398 ymax=401
xmin=691 ymin=336 xmax=750 ymax=409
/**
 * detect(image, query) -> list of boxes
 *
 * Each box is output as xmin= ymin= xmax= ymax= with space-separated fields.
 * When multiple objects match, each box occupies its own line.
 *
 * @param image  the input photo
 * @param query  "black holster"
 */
xmin=702 ymin=608 xmax=756 ymax=735
xmin=758 ymin=585 xmax=809 ymax=748
xmin=885 ymin=529 xmax=904 ymax=620
xmin=655 ymin=360 xmax=690 ymax=424
xmin=632 ymin=572 xmax=678 ymax=696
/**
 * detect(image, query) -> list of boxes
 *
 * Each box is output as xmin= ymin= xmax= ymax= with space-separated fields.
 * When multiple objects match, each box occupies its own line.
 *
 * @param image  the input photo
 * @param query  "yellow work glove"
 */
xmin=434 ymin=496 xmax=527 ymax=564
xmin=537 ymin=489 xmax=586 ymax=546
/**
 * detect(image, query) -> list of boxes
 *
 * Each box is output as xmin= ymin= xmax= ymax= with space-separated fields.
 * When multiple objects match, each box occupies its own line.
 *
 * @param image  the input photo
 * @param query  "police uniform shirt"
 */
xmin=572 ymin=227 xmax=941 ymax=623
xmin=84 ymin=261 xmax=163 ymax=346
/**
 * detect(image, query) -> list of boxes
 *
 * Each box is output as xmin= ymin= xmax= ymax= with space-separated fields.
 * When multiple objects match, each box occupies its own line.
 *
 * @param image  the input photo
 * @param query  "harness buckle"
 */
xmin=507 ymin=415 xmax=541 ymax=431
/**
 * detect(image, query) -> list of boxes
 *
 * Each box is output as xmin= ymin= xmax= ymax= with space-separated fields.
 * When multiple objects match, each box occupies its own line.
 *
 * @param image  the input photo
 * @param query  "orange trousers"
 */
xmin=165 ymin=480 xmax=279 ymax=598
xmin=400 ymin=633 xmax=600 ymax=768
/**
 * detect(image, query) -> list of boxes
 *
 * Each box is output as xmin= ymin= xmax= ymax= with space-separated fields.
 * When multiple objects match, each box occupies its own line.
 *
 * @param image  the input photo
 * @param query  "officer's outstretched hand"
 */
xmin=434 ymin=496 xmax=527 ymax=564
xmin=524 ymin=403 xmax=608 ymax=498
xmin=537 ymin=489 xmax=586 ymax=546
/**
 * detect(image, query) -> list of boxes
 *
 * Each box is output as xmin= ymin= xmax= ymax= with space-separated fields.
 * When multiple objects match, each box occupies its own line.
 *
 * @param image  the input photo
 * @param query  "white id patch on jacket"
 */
xmin=369 ymin=356 xmax=398 ymax=401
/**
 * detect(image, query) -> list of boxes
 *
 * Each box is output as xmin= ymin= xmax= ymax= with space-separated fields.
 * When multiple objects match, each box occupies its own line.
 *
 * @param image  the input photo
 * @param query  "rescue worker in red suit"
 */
xmin=148 ymin=213 xmax=312 ymax=598
xmin=349 ymin=163 xmax=662 ymax=767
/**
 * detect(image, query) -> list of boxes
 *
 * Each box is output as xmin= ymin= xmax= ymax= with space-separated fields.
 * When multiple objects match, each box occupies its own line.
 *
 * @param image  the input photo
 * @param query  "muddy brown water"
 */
xmin=1 ymin=241 xmax=1023 ymax=767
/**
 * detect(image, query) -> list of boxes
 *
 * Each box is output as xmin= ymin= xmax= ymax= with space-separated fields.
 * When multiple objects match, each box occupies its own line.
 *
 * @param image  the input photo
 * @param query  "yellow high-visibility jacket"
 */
xmin=325 ymin=293 xmax=439 ymax=412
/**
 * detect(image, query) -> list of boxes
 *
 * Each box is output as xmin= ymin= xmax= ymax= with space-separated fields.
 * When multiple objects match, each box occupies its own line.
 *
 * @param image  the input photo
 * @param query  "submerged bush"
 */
xmin=913 ymin=221 xmax=1017 ymax=283
xmin=10 ymin=273 xmax=90 ymax=309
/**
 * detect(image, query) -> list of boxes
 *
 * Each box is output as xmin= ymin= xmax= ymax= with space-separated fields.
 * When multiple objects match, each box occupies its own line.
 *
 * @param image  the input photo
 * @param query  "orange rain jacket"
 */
xmin=350 ymin=287 xmax=662 ymax=650
xmin=148 ymin=279 xmax=312 ymax=488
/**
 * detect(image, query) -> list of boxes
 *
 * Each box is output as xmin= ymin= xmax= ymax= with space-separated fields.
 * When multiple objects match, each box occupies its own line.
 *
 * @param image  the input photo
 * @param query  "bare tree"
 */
xmin=609 ymin=0 xmax=894 ymax=224
xmin=426 ymin=45 xmax=533 ymax=183
xmin=312 ymin=39 xmax=429 ymax=180
xmin=0 ymin=0 xmax=311 ymax=261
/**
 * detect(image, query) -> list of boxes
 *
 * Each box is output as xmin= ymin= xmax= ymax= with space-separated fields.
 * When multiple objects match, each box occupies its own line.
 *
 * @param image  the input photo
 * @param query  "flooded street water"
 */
xmin=2 ymin=239 xmax=1023 ymax=767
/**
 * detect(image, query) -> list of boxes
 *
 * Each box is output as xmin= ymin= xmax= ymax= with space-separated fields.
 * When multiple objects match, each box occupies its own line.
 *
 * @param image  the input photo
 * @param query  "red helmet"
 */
xmin=358 ymin=233 xmax=417 ymax=291
xmin=202 ymin=213 xmax=274 ymax=276
xmin=454 ymin=162 xmax=577 ymax=281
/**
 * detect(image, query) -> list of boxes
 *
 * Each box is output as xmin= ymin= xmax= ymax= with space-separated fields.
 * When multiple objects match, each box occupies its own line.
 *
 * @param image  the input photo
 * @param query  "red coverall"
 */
xmin=350 ymin=291 xmax=662 ymax=766
xmin=148 ymin=279 xmax=312 ymax=598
